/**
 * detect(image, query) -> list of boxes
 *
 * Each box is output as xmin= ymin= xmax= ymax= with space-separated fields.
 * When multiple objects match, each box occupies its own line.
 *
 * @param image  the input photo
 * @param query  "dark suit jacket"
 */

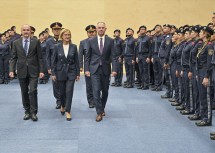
xmin=52 ymin=43 xmax=80 ymax=81
xmin=79 ymin=38 xmax=89 ymax=69
xmin=84 ymin=35 xmax=117 ymax=75
xmin=10 ymin=37 xmax=44 ymax=78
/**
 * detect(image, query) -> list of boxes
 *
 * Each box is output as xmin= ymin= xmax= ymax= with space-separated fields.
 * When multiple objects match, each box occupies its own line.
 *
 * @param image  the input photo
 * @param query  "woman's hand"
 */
xmin=52 ymin=75 xmax=56 ymax=81
xmin=76 ymin=76 xmax=80 ymax=81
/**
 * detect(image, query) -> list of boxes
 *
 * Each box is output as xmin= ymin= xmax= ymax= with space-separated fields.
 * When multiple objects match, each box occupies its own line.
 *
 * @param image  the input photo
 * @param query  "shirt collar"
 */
xmin=98 ymin=35 xmax=105 ymax=40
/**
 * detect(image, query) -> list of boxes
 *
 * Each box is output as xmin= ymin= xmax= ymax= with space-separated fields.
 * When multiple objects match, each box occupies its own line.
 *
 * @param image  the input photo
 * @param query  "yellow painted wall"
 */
xmin=1 ymin=0 xmax=214 ymax=44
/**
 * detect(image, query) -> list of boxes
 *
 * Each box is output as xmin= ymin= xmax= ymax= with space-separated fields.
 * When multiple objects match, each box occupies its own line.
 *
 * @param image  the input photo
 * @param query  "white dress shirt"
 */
xmin=63 ymin=44 xmax=69 ymax=57
xmin=97 ymin=35 xmax=105 ymax=50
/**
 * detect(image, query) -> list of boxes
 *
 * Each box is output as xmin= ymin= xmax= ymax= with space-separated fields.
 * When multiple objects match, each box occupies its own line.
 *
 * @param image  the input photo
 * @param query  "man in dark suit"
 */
xmin=79 ymin=25 xmax=97 ymax=108
xmin=85 ymin=22 xmax=117 ymax=122
xmin=9 ymin=24 xmax=44 ymax=121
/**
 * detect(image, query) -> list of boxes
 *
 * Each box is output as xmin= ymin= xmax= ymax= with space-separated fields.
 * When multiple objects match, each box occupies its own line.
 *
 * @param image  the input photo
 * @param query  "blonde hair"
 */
xmin=59 ymin=29 xmax=72 ymax=41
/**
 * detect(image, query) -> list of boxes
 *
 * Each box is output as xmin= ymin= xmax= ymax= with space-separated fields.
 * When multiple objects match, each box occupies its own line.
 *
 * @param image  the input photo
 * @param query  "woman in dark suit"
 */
xmin=51 ymin=29 xmax=80 ymax=121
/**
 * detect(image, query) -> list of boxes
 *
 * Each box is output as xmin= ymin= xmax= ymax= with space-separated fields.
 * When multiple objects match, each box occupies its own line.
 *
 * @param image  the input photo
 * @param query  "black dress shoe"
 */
xmin=210 ymin=132 xmax=215 ymax=136
xmin=126 ymin=85 xmax=133 ymax=88
xmin=156 ymin=87 xmax=162 ymax=91
xmin=169 ymin=98 xmax=176 ymax=102
xmin=89 ymin=103 xmax=95 ymax=108
xmin=195 ymin=120 xmax=211 ymax=126
xmin=180 ymin=110 xmax=192 ymax=115
xmin=137 ymin=86 xmax=143 ymax=89
xmin=31 ymin=114 xmax=38 ymax=121
xmin=56 ymin=104 xmax=61 ymax=109
xmin=151 ymin=87 xmax=157 ymax=91
xmin=212 ymin=106 xmax=215 ymax=110
xmin=210 ymin=135 xmax=215 ymax=140
xmin=176 ymin=105 xmax=185 ymax=110
xmin=115 ymin=84 xmax=122 ymax=87
xmin=111 ymin=83 xmax=116 ymax=86
xmin=23 ymin=113 xmax=31 ymax=120
xmin=161 ymin=94 xmax=171 ymax=99
xmin=188 ymin=114 xmax=201 ymax=120
xmin=171 ymin=102 xmax=181 ymax=106
xmin=142 ymin=86 xmax=149 ymax=90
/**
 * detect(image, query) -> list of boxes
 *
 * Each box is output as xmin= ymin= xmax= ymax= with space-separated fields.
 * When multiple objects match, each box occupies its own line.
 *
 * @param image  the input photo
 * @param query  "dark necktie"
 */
xmin=24 ymin=39 xmax=28 ymax=55
xmin=100 ymin=38 xmax=103 ymax=54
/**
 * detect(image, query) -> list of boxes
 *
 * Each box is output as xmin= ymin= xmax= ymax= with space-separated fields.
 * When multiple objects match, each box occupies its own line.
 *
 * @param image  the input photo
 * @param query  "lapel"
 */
xmin=27 ymin=38 xmax=34 ymax=56
xmin=67 ymin=44 xmax=73 ymax=59
xmin=19 ymin=38 xmax=26 ymax=55
xmin=94 ymin=37 xmax=101 ymax=55
xmin=59 ymin=43 xmax=68 ymax=62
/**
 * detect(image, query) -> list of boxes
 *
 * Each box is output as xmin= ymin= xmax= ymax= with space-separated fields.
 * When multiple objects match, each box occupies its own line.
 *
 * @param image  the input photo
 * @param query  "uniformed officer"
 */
xmin=38 ymin=31 xmax=49 ymax=84
xmin=0 ymin=32 xmax=10 ymax=84
xmin=151 ymin=24 xmax=164 ymax=91
xmin=171 ymin=29 xmax=186 ymax=107
xmin=135 ymin=25 xmax=151 ymax=90
xmin=195 ymin=26 xmax=214 ymax=126
xmin=187 ymin=26 xmax=202 ymax=120
xmin=210 ymin=30 xmax=215 ymax=140
xmin=30 ymin=26 xmax=37 ymax=39
xmin=169 ymin=31 xmax=179 ymax=105
xmin=111 ymin=29 xmax=124 ymax=87
xmin=79 ymin=25 xmax=97 ymax=108
xmin=159 ymin=24 xmax=173 ymax=98
xmin=180 ymin=28 xmax=195 ymax=115
xmin=171 ymin=25 xmax=177 ymax=34
xmin=46 ymin=22 xmax=63 ymax=109
xmin=121 ymin=28 xmax=136 ymax=88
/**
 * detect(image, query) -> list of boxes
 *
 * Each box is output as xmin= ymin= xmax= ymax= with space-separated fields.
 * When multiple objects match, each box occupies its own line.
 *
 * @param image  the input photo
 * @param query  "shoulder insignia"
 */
xmin=208 ymin=49 xmax=214 ymax=55
xmin=166 ymin=40 xmax=170 ymax=45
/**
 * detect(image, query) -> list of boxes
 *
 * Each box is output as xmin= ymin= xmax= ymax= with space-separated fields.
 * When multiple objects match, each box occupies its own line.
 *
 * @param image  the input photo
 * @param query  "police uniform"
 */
xmin=195 ymin=26 xmax=214 ymax=126
xmin=151 ymin=26 xmax=164 ymax=91
xmin=112 ymin=29 xmax=124 ymax=86
xmin=135 ymin=26 xmax=151 ymax=89
xmin=188 ymin=26 xmax=202 ymax=120
xmin=79 ymin=25 xmax=95 ymax=108
xmin=46 ymin=22 xmax=63 ymax=109
xmin=180 ymin=29 xmax=195 ymax=115
xmin=123 ymin=29 xmax=136 ymax=88
xmin=0 ymin=34 xmax=10 ymax=84
xmin=39 ymin=31 xmax=49 ymax=84
xmin=169 ymin=38 xmax=180 ymax=104
xmin=159 ymin=24 xmax=173 ymax=98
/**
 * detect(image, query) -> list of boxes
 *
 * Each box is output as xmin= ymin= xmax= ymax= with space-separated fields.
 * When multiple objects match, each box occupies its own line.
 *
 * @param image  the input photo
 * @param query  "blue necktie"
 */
xmin=24 ymin=39 xmax=28 ymax=55
xmin=100 ymin=38 xmax=103 ymax=54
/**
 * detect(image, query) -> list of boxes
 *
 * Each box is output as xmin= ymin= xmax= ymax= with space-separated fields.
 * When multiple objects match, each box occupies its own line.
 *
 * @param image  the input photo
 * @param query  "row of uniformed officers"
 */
xmin=1 ymin=14 xmax=215 ymax=138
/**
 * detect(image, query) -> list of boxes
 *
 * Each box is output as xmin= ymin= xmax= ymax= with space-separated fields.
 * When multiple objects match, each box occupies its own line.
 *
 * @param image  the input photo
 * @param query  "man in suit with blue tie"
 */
xmin=9 ymin=24 xmax=44 ymax=121
xmin=85 ymin=22 xmax=117 ymax=122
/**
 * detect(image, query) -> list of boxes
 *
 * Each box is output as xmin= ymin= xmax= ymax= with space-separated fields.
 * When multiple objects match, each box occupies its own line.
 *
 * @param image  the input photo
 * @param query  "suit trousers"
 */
xmin=85 ymin=75 xmax=94 ymax=104
xmin=91 ymin=66 xmax=110 ymax=115
xmin=58 ymin=80 xmax=75 ymax=113
xmin=0 ymin=55 xmax=10 ymax=82
xmin=18 ymin=76 xmax=38 ymax=114
xmin=52 ymin=80 xmax=61 ymax=105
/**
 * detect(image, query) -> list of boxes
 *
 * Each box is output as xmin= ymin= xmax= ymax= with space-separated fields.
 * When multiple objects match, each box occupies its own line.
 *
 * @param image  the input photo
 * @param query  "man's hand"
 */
xmin=111 ymin=72 xmax=117 ymax=77
xmin=176 ymin=70 xmax=179 ymax=77
xmin=146 ymin=58 xmax=150 ymax=63
xmin=52 ymin=75 xmax=56 ymax=81
xmin=136 ymin=58 xmax=138 ymax=63
xmin=76 ymin=76 xmax=80 ymax=81
xmin=188 ymin=72 xmax=192 ymax=80
xmin=39 ymin=73 xmax=44 ymax=78
xmin=85 ymin=71 xmax=90 ymax=77
xmin=48 ymin=69 xmax=52 ymax=75
xmin=132 ymin=60 xmax=135 ymax=65
xmin=202 ymin=77 xmax=209 ymax=87
xmin=151 ymin=58 xmax=154 ymax=63
xmin=80 ymin=68 xmax=83 ymax=72
xmin=118 ymin=57 xmax=122 ymax=63
xmin=180 ymin=71 xmax=183 ymax=77
xmin=9 ymin=72 xmax=14 ymax=78
xmin=164 ymin=64 xmax=169 ymax=69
